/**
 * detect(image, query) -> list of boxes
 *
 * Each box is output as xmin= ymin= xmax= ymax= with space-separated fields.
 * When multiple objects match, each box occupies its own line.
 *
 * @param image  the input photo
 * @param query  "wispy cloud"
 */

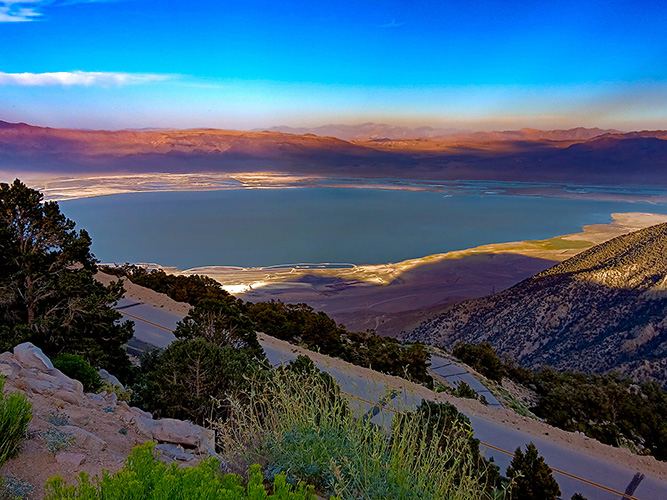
xmin=0 ymin=0 xmax=116 ymax=22
xmin=0 ymin=71 xmax=171 ymax=86
xmin=379 ymin=19 xmax=406 ymax=28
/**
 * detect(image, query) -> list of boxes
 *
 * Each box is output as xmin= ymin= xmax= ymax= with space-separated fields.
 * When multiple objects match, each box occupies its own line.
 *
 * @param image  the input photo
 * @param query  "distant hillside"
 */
xmin=254 ymin=122 xmax=463 ymax=140
xmin=1 ymin=120 xmax=666 ymax=186
xmin=406 ymin=223 xmax=667 ymax=385
xmin=255 ymin=124 xmax=619 ymax=142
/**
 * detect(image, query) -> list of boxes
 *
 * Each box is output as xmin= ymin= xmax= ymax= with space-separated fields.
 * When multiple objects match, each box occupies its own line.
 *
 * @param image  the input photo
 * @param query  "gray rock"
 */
xmin=98 ymin=369 xmax=125 ymax=391
xmin=201 ymin=428 xmax=216 ymax=457
xmin=53 ymin=390 xmax=83 ymax=406
xmin=25 ymin=378 xmax=57 ymax=394
xmin=130 ymin=407 xmax=152 ymax=419
xmin=155 ymin=443 xmax=194 ymax=462
xmin=60 ymin=425 xmax=107 ymax=450
xmin=103 ymin=392 xmax=118 ymax=406
xmin=0 ymin=360 xmax=18 ymax=378
xmin=13 ymin=343 xmax=54 ymax=371
xmin=36 ymin=369 xmax=83 ymax=394
xmin=55 ymin=452 xmax=86 ymax=467
xmin=136 ymin=417 xmax=215 ymax=455
xmin=86 ymin=393 xmax=105 ymax=403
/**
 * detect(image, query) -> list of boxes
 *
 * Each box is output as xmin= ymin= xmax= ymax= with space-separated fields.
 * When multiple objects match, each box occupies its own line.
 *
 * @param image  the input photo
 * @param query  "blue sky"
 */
xmin=0 ymin=0 xmax=666 ymax=130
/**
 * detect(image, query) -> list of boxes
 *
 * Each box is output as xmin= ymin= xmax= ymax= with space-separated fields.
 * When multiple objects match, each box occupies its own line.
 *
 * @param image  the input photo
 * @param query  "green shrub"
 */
xmin=453 ymin=381 xmax=480 ymax=400
xmin=452 ymin=342 xmax=504 ymax=382
xmin=0 ymin=375 xmax=32 ymax=466
xmin=218 ymin=370 xmax=497 ymax=500
xmin=53 ymin=354 xmax=102 ymax=392
xmin=40 ymin=427 xmax=74 ymax=454
xmin=99 ymin=381 xmax=132 ymax=402
xmin=0 ymin=474 xmax=34 ymax=500
xmin=44 ymin=442 xmax=316 ymax=499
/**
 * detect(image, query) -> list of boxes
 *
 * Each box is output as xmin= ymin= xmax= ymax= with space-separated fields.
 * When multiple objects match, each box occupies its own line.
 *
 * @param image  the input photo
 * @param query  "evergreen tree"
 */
xmin=0 ymin=179 xmax=133 ymax=378
xmin=506 ymin=443 xmax=561 ymax=500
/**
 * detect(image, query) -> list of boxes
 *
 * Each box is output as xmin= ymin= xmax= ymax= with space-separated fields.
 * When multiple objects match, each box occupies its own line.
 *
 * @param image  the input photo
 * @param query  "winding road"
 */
xmin=116 ymin=298 xmax=667 ymax=500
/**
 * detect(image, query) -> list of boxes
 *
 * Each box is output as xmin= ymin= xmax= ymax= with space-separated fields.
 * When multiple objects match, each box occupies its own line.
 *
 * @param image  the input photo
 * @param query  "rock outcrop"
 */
xmin=0 ymin=343 xmax=217 ymax=499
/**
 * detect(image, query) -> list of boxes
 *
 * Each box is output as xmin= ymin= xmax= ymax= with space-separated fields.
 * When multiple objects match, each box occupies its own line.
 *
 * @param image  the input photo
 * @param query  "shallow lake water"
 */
xmin=60 ymin=187 xmax=667 ymax=269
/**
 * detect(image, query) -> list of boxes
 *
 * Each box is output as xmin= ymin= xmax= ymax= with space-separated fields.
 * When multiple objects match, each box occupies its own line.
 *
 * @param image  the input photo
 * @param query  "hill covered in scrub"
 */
xmin=406 ymin=222 xmax=667 ymax=384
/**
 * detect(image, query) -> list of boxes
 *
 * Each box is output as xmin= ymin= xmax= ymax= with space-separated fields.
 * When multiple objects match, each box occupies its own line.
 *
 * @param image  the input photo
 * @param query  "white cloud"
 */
xmin=379 ymin=19 xmax=406 ymax=28
xmin=0 ymin=71 xmax=171 ymax=86
xmin=0 ymin=0 xmax=116 ymax=22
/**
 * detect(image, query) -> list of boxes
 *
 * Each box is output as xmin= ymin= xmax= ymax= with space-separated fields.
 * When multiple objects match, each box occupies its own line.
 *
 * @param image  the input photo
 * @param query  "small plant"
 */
xmin=453 ymin=381 xmax=480 ymax=400
xmin=102 ymin=406 xmax=116 ymax=413
xmin=44 ymin=442 xmax=316 ymax=499
xmin=100 ymin=381 xmax=133 ymax=402
xmin=48 ymin=409 xmax=70 ymax=426
xmin=119 ymin=428 xmax=127 ymax=435
xmin=40 ymin=427 xmax=74 ymax=453
xmin=53 ymin=354 xmax=102 ymax=392
xmin=0 ymin=474 xmax=34 ymax=500
xmin=0 ymin=375 xmax=33 ymax=467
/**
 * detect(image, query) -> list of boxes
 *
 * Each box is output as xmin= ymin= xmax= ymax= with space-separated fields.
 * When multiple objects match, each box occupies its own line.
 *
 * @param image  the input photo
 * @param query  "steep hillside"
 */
xmin=406 ymin=223 xmax=667 ymax=384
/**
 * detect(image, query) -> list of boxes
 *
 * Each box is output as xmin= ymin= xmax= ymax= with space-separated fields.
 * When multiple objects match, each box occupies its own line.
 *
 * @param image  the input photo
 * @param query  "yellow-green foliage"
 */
xmin=217 ymin=370 xmax=499 ymax=500
xmin=0 ymin=375 xmax=32 ymax=466
xmin=99 ymin=381 xmax=132 ymax=403
xmin=44 ymin=442 xmax=315 ymax=500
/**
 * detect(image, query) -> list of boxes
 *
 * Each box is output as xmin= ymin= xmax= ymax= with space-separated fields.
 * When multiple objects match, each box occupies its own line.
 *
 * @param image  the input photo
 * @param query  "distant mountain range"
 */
xmin=254 ymin=123 xmax=465 ymax=141
xmin=258 ymin=123 xmax=621 ymax=142
xmin=405 ymin=223 xmax=667 ymax=384
xmin=1 ymin=120 xmax=666 ymax=186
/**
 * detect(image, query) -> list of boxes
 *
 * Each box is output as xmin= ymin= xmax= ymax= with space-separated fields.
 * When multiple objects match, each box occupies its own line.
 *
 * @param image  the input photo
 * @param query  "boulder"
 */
xmin=53 ymin=389 xmax=83 ymax=406
xmin=13 ymin=343 xmax=54 ymax=372
xmin=135 ymin=417 xmax=215 ymax=456
xmin=98 ymin=369 xmax=125 ymax=391
xmin=155 ymin=443 xmax=194 ymax=462
xmin=130 ymin=407 xmax=152 ymax=419
xmin=55 ymin=452 xmax=86 ymax=467
xmin=60 ymin=425 xmax=107 ymax=450
xmin=25 ymin=378 xmax=57 ymax=395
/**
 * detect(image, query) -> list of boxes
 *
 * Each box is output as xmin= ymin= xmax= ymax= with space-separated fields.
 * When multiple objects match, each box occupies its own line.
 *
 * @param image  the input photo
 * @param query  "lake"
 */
xmin=60 ymin=187 xmax=667 ymax=269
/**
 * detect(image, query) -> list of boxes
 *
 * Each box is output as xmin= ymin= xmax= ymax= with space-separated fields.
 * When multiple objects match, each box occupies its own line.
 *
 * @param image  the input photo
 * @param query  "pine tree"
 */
xmin=506 ymin=442 xmax=561 ymax=500
xmin=0 ymin=179 xmax=133 ymax=378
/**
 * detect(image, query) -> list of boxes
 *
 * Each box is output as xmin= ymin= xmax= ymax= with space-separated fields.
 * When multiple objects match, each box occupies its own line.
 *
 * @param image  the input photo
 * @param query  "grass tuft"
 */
xmin=216 ymin=369 xmax=499 ymax=499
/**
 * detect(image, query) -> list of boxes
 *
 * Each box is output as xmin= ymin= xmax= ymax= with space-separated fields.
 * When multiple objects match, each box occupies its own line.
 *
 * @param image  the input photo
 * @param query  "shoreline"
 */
xmin=15 ymin=171 xmax=667 ymax=204
xmin=109 ymin=211 xmax=667 ymax=336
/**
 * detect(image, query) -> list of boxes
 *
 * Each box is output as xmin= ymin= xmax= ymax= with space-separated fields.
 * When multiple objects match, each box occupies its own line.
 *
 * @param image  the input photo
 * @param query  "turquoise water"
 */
xmin=59 ymin=188 xmax=667 ymax=269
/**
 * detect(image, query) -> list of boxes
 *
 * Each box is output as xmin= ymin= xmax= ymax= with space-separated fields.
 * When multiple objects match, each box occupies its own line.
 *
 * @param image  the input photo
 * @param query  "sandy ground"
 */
xmin=96 ymin=273 xmax=192 ymax=317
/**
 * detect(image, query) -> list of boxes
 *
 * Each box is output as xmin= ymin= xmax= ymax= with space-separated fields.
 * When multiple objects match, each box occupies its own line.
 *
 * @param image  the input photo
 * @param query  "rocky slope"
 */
xmin=406 ymin=223 xmax=667 ymax=384
xmin=0 ymin=343 xmax=215 ymax=499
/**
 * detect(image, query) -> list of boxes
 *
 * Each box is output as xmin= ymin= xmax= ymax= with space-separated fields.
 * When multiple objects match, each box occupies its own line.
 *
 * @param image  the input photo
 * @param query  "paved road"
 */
xmin=430 ymin=353 xmax=503 ymax=408
xmin=119 ymin=300 xmax=667 ymax=500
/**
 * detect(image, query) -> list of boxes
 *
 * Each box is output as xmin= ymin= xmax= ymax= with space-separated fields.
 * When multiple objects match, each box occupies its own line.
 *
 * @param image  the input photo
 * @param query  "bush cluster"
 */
xmin=44 ymin=442 xmax=316 ymax=500
xmin=217 ymin=369 xmax=495 ymax=500
xmin=453 ymin=341 xmax=667 ymax=461
xmin=53 ymin=354 xmax=102 ymax=392
xmin=0 ymin=375 xmax=32 ymax=467
xmin=103 ymin=264 xmax=433 ymax=386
